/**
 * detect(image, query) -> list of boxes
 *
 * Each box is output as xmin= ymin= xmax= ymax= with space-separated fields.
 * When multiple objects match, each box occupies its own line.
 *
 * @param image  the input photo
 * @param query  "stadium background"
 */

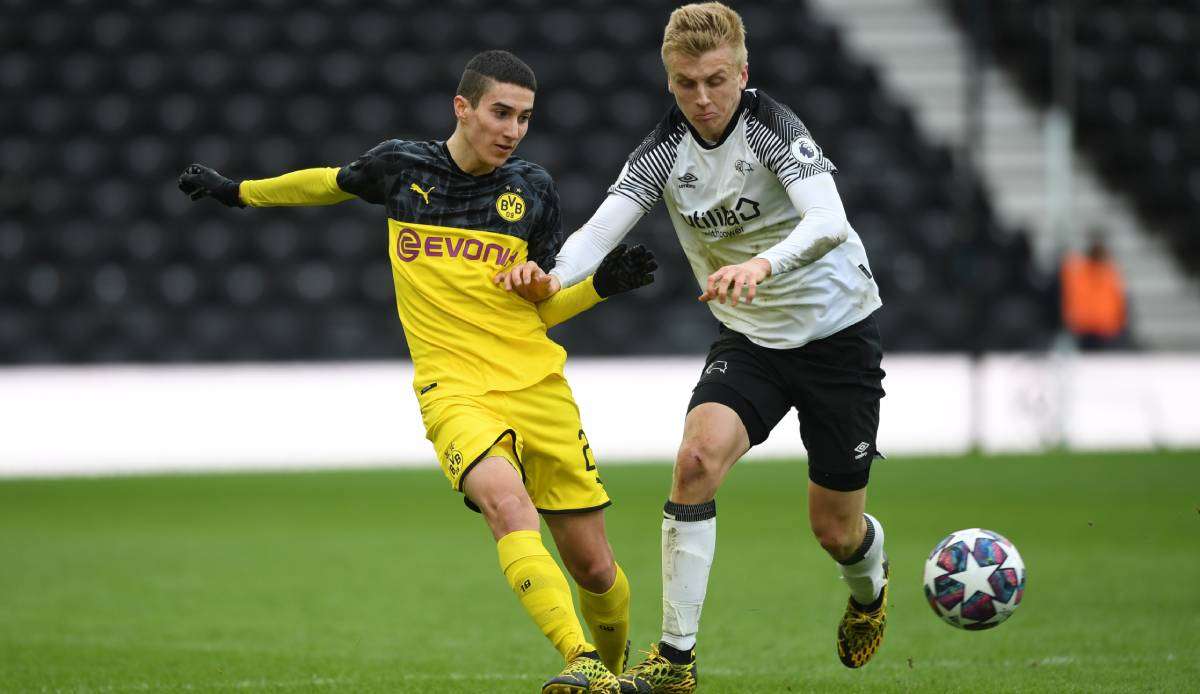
xmin=2 ymin=1 xmax=1198 ymax=692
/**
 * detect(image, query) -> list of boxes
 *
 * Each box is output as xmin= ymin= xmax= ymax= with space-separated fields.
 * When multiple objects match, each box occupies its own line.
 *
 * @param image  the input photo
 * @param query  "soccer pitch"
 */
xmin=2 ymin=452 xmax=1197 ymax=693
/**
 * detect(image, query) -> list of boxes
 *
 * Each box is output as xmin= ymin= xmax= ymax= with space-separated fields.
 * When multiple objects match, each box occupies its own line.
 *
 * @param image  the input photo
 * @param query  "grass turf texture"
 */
xmin=2 ymin=451 xmax=1198 ymax=693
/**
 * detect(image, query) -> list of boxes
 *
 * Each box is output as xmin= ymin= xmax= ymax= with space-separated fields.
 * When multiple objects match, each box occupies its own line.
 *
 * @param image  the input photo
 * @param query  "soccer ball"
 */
xmin=922 ymin=528 xmax=1026 ymax=630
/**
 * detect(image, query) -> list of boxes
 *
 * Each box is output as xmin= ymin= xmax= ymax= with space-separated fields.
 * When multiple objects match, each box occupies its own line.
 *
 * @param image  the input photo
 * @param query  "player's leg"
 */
xmin=809 ymin=481 xmax=886 ymax=604
xmin=622 ymin=333 xmax=790 ymax=693
xmin=462 ymin=452 xmax=597 ymax=666
xmin=670 ymin=402 xmax=748 ymax=504
xmin=794 ymin=316 xmax=888 ymax=668
xmin=660 ymin=400 xmax=749 ymax=655
xmin=508 ymin=375 xmax=623 ymax=692
xmin=544 ymin=509 xmax=630 ymax=675
xmin=462 ymin=453 xmax=540 ymax=540
xmin=810 ymin=477 xmax=888 ymax=668
xmin=424 ymin=395 xmax=597 ymax=676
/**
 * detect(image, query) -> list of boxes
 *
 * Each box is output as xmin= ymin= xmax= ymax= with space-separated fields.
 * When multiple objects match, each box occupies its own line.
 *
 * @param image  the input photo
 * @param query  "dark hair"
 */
xmin=456 ymin=50 xmax=537 ymax=106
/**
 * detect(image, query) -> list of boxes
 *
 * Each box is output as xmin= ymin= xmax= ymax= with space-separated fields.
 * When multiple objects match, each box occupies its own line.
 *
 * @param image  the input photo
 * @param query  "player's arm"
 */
xmin=700 ymin=173 xmax=849 ymax=305
xmin=755 ymin=172 xmax=849 ymax=273
xmin=536 ymin=244 xmax=657 ymax=328
xmin=500 ymin=115 xmax=671 ymax=298
xmin=177 ymin=140 xmax=401 ymax=208
xmin=177 ymin=165 xmax=354 ymax=207
xmin=703 ymin=97 xmax=847 ymax=306
xmin=536 ymin=277 xmax=601 ymax=329
xmin=498 ymin=194 xmax=645 ymax=301
xmin=549 ymin=194 xmax=646 ymax=288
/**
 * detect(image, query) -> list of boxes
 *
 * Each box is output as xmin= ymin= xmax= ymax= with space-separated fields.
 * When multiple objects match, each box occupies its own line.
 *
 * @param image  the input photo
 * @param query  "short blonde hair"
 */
xmin=661 ymin=2 xmax=748 ymax=69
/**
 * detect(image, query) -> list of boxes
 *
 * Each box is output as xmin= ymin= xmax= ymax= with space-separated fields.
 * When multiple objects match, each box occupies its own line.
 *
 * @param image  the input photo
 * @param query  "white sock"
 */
xmin=660 ymin=499 xmax=716 ymax=651
xmin=838 ymin=512 xmax=887 ymax=606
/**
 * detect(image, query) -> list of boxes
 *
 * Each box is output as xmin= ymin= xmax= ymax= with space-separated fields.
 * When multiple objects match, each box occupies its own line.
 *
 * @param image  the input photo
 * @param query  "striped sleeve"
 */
xmin=607 ymin=113 xmax=686 ymax=213
xmin=745 ymin=91 xmax=836 ymax=188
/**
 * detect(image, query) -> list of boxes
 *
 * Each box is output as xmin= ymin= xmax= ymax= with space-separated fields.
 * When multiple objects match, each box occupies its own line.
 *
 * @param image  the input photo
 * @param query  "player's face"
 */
xmin=457 ymin=82 xmax=534 ymax=171
xmin=665 ymin=46 xmax=748 ymax=142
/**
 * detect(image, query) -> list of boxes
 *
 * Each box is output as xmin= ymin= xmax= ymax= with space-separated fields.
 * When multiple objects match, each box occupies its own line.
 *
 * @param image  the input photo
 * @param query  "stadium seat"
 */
xmin=0 ymin=0 xmax=1055 ymax=363
xmin=948 ymin=0 xmax=1200 ymax=279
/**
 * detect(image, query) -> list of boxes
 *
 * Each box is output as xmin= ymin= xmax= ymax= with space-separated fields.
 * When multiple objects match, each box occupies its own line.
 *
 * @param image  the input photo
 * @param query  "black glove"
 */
xmin=593 ymin=243 xmax=657 ymax=298
xmin=178 ymin=164 xmax=245 ymax=207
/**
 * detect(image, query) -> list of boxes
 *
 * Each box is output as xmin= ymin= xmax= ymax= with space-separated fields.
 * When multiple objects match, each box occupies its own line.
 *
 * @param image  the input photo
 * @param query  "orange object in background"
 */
xmin=1060 ymin=248 xmax=1126 ymax=339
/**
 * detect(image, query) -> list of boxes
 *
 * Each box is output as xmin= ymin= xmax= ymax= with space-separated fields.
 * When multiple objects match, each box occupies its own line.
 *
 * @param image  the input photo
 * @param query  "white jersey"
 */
xmin=604 ymin=89 xmax=882 ymax=349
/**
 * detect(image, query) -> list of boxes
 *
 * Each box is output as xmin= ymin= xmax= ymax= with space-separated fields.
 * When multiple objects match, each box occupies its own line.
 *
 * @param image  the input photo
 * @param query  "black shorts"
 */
xmin=687 ymin=314 xmax=886 ymax=492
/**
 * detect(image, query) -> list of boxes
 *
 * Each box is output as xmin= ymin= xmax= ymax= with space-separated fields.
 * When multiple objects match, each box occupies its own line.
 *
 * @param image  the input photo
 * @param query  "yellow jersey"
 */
xmin=240 ymin=139 xmax=601 ymax=398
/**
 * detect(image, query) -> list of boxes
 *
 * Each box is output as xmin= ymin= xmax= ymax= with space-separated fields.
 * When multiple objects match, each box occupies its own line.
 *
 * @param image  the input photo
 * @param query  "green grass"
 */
xmin=2 ymin=451 xmax=1198 ymax=693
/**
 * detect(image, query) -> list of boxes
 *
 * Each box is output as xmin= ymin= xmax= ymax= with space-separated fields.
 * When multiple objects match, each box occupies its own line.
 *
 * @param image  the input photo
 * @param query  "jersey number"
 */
xmin=578 ymin=429 xmax=596 ymax=471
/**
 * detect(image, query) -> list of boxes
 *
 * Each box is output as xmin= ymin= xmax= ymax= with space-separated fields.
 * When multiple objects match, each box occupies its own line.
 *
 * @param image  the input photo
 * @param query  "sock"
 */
xmin=659 ymin=641 xmax=695 ymax=665
xmin=579 ymin=562 xmax=631 ymax=674
xmin=660 ymin=499 xmax=716 ymax=652
xmin=837 ymin=512 xmax=887 ymax=607
xmin=497 ymin=529 xmax=590 ymax=661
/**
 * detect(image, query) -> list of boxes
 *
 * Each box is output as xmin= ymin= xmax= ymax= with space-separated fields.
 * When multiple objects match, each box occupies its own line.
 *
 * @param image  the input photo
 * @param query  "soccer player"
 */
xmin=178 ymin=50 xmax=657 ymax=694
xmin=499 ymin=4 xmax=889 ymax=690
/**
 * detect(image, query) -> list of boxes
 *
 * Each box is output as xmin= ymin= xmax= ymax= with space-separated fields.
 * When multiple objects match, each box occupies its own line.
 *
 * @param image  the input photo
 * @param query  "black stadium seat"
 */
xmin=949 ymin=0 xmax=1200 ymax=276
xmin=0 ymin=0 xmax=1054 ymax=363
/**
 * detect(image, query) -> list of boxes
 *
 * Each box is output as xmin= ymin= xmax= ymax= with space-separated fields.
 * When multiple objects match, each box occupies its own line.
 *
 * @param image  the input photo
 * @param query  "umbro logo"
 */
xmin=705 ymin=360 xmax=728 ymax=375
xmin=854 ymin=442 xmax=871 ymax=460
xmin=677 ymin=172 xmax=699 ymax=189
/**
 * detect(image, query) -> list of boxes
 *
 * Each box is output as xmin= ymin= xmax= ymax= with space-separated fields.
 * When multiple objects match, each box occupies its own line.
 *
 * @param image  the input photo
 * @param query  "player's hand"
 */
xmin=494 ymin=261 xmax=560 ymax=302
xmin=178 ymin=164 xmax=245 ymax=207
xmin=593 ymin=244 xmax=657 ymax=298
xmin=699 ymin=258 xmax=772 ymax=306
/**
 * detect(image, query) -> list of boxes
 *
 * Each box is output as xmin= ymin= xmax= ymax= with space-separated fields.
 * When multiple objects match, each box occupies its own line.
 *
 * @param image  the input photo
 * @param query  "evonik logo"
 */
xmin=395 ymin=227 xmax=516 ymax=266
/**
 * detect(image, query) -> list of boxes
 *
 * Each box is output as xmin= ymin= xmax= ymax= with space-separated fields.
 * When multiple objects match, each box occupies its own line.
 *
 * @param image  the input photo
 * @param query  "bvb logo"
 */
xmin=495 ymin=192 xmax=526 ymax=222
xmin=444 ymin=443 xmax=464 ymax=477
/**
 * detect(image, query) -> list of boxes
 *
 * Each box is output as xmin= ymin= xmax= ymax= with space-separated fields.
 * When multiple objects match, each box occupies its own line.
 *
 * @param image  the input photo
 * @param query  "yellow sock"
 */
xmin=579 ymin=562 xmax=631 ymax=674
xmin=497 ymin=530 xmax=590 ymax=661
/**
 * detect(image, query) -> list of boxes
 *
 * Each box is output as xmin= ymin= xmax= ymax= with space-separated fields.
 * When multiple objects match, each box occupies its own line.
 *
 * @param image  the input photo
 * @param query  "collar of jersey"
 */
xmin=681 ymin=90 xmax=754 ymax=151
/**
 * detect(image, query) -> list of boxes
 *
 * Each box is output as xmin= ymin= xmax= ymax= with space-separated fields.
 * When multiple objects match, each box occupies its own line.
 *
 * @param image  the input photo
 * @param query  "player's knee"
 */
xmin=812 ymin=520 xmax=859 ymax=560
xmin=477 ymin=491 xmax=535 ymax=531
xmin=674 ymin=441 xmax=720 ymax=491
xmin=677 ymin=431 xmax=732 ymax=477
xmin=568 ymin=554 xmax=615 ymax=594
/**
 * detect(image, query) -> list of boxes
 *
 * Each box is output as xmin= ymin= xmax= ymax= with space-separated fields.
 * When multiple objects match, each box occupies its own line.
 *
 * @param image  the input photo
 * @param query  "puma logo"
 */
xmin=410 ymin=182 xmax=435 ymax=205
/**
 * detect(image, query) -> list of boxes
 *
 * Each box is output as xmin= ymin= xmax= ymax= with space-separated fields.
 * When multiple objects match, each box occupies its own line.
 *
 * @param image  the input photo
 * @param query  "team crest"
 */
xmin=444 ymin=443 xmax=464 ymax=477
xmin=790 ymin=136 xmax=821 ymax=164
xmin=495 ymin=191 xmax=526 ymax=222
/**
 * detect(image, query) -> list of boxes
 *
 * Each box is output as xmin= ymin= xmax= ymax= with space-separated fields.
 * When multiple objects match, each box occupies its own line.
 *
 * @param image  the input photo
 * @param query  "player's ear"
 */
xmin=452 ymin=94 xmax=471 ymax=123
xmin=738 ymin=62 xmax=749 ymax=89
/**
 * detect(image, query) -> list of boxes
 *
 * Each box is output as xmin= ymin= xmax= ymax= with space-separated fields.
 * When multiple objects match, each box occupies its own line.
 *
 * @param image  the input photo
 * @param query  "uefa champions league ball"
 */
xmin=923 ymin=528 xmax=1026 ymax=630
